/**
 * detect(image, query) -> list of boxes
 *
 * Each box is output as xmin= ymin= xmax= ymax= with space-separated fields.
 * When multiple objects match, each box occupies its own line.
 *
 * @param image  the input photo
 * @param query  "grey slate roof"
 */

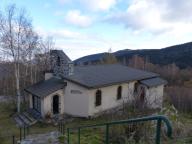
xmin=63 ymin=64 xmax=159 ymax=89
xmin=25 ymin=77 xmax=66 ymax=98
xmin=140 ymin=77 xmax=167 ymax=87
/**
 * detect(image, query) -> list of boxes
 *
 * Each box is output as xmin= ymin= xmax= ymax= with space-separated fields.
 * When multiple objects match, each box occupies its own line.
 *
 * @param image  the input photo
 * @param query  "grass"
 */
xmin=1 ymin=102 xmax=192 ymax=144
xmin=63 ymin=109 xmax=192 ymax=144
xmin=0 ymin=102 xmax=56 ymax=144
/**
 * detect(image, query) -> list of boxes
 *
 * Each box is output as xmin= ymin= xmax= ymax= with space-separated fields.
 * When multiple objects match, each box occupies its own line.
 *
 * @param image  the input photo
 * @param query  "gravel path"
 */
xmin=20 ymin=131 xmax=61 ymax=144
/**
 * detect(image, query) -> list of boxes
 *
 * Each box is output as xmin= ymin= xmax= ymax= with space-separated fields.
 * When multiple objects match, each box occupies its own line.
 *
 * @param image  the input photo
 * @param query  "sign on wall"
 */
xmin=71 ymin=90 xmax=82 ymax=94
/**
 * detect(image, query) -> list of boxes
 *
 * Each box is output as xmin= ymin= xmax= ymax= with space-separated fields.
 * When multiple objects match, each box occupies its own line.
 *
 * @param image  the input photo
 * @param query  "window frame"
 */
xmin=140 ymin=86 xmax=146 ymax=103
xmin=57 ymin=56 xmax=61 ymax=66
xmin=32 ymin=95 xmax=41 ymax=113
xmin=117 ymin=86 xmax=122 ymax=100
xmin=134 ymin=82 xmax=139 ymax=93
xmin=95 ymin=90 xmax=102 ymax=107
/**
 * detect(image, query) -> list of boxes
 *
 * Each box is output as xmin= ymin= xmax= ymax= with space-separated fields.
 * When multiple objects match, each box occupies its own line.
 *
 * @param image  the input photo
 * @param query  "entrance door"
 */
xmin=53 ymin=95 xmax=59 ymax=114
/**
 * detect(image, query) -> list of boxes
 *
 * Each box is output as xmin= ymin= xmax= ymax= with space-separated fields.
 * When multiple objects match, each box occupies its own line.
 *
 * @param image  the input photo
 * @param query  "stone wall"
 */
xmin=50 ymin=50 xmax=72 ymax=77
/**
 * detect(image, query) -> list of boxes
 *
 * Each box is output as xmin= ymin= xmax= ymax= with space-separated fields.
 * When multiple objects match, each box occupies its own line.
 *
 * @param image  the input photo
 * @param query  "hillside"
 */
xmin=74 ymin=42 xmax=192 ymax=69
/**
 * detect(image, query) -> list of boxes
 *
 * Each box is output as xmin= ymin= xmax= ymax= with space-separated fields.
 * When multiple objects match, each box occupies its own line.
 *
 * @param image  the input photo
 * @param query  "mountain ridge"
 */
xmin=74 ymin=41 xmax=192 ymax=69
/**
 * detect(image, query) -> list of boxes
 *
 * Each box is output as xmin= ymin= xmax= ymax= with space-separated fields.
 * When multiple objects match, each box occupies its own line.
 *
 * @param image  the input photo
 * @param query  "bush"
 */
xmin=166 ymin=87 xmax=192 ymax=113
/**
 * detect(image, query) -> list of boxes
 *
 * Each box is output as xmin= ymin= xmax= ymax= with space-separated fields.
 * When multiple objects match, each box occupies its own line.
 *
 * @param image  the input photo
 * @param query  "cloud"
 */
xmin=160 ymin=0 xmax=192 ymax=22
xmin=57 ymin=0 xmax=117 ymax=11
xmin=35 ymin=27 xmax=106 ymax=43
xmin=81 ymin=0 xmax=117 ymax=11
xmin=104 ymin=0 xmax=192 ymax=34
xmin=36 ymin=27 xmax=85 ymax=39
xmin=38 ymin=0 xmax=192 ymax=60
xmin=64 ymin=10 xmax=92 ymax=27
xmin=35 ymin=27 xmax=117 ymax=59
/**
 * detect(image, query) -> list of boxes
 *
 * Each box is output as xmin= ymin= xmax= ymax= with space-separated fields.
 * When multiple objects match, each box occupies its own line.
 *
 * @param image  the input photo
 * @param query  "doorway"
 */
xmin=53 ymin=95 xmax=59 ymax=114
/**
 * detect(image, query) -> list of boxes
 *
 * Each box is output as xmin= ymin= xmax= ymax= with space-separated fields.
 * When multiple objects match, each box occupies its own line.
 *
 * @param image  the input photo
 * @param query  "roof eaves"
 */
xmin=62 ymin=77 xmax=91 ymax=89
xmin=88 ymin=77 xmax=155 ymax=89
xmin=24 ymin=88 xmax=42 ymax=97
xmin=139 ymin=78 xmax=167 ymax=88
xmin=24 ymin=80 xmax=67 ymax=98
xmin=63 ymin=76 xmax=159 ymax=90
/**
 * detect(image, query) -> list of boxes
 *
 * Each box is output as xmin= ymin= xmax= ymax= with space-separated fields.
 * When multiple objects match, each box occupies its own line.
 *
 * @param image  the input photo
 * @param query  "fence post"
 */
xmin=58 ymin=122 xmax=60 ymax=132
xmin=67 ymin=128 xmax=70 ymax=144
xmin=78 ymin=127 xmax=80 ymax=144
xmin=24 ymin=126 xmax=26 ymax=139
xmin=105 ymin=124 xmax=109 ymax=144
xmin=62 ymin=121 xmax=64 ymax=135
xmin=63 ymin=122 xmax=65 ymax=135
xmin=156 ymin=119 xmax=162 ymax=144
xmin=60 ymin=122 xmax=62 ymax=133
xmin=20 ymin=127 xmax=22 ymax=141
xmin=12 ymin=135 xmax=15 ymax=144
xmin=27 ymin=126 xmax=29 ymax=135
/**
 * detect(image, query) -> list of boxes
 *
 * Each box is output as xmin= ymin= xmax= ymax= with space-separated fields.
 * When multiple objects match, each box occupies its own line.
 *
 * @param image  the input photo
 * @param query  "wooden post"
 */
xmin=20 ymin=127 xmax=22 ymax=141
xmin=12 ymin=135 xmax=15 ymax=144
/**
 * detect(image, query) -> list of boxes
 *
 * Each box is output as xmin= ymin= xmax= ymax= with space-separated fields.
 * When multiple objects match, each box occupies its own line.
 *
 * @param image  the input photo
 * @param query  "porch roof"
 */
xmin=140 ymin=77 xmax=167 ymax=88
xmin=25 ymin=77 xmax=66 ymax=98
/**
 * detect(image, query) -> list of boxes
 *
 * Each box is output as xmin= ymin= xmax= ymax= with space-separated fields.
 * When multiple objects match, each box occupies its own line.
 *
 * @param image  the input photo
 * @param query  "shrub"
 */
xmin=166 ymin=87 xmax=192 ymax=113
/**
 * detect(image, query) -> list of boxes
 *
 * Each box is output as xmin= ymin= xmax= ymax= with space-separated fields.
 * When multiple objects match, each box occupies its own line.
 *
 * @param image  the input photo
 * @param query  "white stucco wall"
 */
xmin=145 ymin=85 xmax=164 ymax=109
xmin=87 ymin=82 xmax=136 ymax=116
xmin=64 ymin=80 xmax=89 ymax=117
xmin=42 ymin=89 xmax=64 ymax=117
xmin=28 ymin=79 xmax=164 ymax=118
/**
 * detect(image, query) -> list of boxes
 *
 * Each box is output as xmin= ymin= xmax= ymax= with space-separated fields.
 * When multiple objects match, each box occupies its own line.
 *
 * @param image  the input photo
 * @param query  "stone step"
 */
xmin=23 ymin=112 xmax=37 ymax=124
xmin=27 ymin=109 xmax=42 ymax=120
xmin=18 ymin=114 xmax=31 ymax=126
xmin=20 ymin=131 xmax=60 ymax=144
xmin=14 ymin=111 xmax=38 ymax=127
xmin=14 ymin=116 xmax=25 ymax=127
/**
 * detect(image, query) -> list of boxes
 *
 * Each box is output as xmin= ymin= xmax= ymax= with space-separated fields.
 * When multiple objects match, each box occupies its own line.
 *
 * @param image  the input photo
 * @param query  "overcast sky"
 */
xmin=1 ymin=0 xmax=192 ymax=60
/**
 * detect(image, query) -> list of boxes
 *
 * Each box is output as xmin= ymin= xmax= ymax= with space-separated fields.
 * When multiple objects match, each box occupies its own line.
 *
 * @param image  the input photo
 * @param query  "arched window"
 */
xmin=95 ymin=90 xmax=102 ymax=106
xmin=57 ymin=56 xmax=61 ymax=66
xmin=134 ymin=82 xmax=139 ymax=93
xmin=140 ymin=87 xmax=145 ymax=103
xmin=117 ymin=86 xmax=122 ymax=100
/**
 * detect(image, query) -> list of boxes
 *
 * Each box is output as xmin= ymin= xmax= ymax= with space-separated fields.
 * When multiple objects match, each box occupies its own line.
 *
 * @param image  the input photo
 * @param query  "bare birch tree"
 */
xmin=39 ymin=36 xmax=55 ymax=71
xmin=0 ymin=4 xmax=38 ymax=113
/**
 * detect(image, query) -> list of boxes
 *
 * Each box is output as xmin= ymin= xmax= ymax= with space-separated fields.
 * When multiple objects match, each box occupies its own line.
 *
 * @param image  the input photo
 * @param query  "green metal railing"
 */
xmin=66 ymin=115 xmax=172 ymax=144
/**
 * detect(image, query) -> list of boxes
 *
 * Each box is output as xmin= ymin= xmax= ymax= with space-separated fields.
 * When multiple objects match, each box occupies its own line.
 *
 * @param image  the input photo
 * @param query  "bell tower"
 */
xmin=50 ymin=50 xmax=73 ymax=77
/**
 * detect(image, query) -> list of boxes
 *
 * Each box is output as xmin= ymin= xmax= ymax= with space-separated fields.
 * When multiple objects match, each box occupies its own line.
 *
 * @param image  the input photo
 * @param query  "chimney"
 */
xmin=45 ymin=72 xmax=53 ymax=80
xmin=68 ymin=62 xmax=74 ymax=76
